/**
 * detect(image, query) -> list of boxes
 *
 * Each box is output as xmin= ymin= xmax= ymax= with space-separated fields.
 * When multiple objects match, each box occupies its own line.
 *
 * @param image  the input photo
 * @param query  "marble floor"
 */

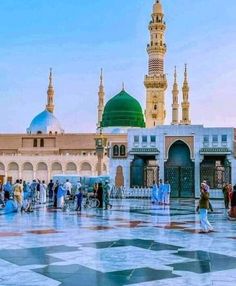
xmin=0 ymin=199 xmax=236 ymax=286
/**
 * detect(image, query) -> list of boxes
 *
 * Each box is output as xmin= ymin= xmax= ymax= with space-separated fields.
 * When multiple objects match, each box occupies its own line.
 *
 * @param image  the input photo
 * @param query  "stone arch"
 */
xmin=166 ymin=139 xmax=192 ymax=162
xmin=22 ymin=162 xmax=33 ymax=171
xmin=115 ymin=166 xmax=124 ymax=187
xmin=36 ymin=162 xmax=48 ymax=182
xmin=22 ymin=162 xmax=34 ymax=182
xmin=66 ymin=162 xmax=77 ymax=174
xmin=165 ymin=136 xmax=194 ymax=160
xmin=80 ymin=162 xmax=92 ymax=176
xmin=51 ymin=162 xmax=63 ymax=176
xmin=8 ymin=162 xmax=19 ymax=183
xmin=8 ymin=162 xmax=19 ymax=171
xmin=0 ymin=162 xmax=5 ymax=177
xmin=37 ymin=162 xmax=48 ymax=171
xmin=164 ymin=140 xmax=194 ymax=198
xmin=52 ymin=162 xmax=63 ymax=171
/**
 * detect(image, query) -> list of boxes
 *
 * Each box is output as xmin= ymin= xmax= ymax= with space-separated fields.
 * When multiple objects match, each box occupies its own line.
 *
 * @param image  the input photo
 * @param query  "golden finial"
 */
xmin=174 ymin=66 xmax=177 ymax=83
xmin=49 ymin=68 xmax=53 ymax=87
xmin=184 ymin=63 xmax=188 ymax=81
xmin=100 ymin=68 xmax=103 ymax=84
xmin=122 ymin=82 xmax=125 ymax=91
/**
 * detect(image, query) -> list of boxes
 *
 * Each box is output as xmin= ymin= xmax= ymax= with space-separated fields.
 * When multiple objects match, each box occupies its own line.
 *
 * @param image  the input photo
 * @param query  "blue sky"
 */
xmin=0 ymin=0 xmax=236 ymax=133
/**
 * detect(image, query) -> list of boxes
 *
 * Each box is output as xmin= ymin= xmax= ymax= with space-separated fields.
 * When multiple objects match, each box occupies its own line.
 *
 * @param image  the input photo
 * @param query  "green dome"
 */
xmin=101 ymin=89 xmax=145 ymax=128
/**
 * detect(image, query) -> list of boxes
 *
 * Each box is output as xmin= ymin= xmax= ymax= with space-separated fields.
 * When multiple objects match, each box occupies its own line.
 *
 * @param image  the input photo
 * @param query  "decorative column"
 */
xmin=145 ymin=0 xmax=168 ymax=127
xmin=46 ymin=68 xmax=55 ymax=113
xmin=180 ymin=64 xmax=191 ymax=125
xmin=97 ymin=69 xmax=105 ymax=130
xmin=171 ymin=66 xmax=179 ymax=125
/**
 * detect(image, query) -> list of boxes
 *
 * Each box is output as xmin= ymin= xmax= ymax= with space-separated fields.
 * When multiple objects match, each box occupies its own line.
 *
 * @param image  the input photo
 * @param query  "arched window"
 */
xmin=113 ymin=145 xmax=119 ymax=156
xmin=120 ymin=145 xmax=126 ymax=156
xmin=33 ymin=139 xmax=37 ymax=147
xmin=154 ymin=104 xmax=157 ymax=110
xmin=40 ymin=139 xmax=44 ymax=147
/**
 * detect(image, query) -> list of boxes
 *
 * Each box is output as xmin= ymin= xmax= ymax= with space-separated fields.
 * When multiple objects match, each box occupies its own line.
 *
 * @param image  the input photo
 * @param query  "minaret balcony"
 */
xmin=147 ymin=45 xmax=166 ymax=54
xmin=144 ymin=74 xmax=167 ymax=89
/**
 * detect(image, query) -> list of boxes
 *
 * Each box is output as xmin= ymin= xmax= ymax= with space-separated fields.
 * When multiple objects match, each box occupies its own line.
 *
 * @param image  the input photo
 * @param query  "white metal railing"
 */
xmin=110 ymin=186 xmax=151 ymax=199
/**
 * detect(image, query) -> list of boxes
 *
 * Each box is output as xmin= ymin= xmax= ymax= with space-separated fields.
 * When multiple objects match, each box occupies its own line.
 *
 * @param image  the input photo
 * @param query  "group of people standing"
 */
xmin=151 ymin=179 xmax=171 ymax=205
xmin=93 ymin=181 xmax=112 ymax=210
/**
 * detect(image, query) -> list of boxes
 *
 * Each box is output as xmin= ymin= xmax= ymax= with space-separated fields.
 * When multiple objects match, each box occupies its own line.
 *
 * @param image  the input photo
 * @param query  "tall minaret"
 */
xmin=171 ymin=66 xmax=179 ymax=125
xmin=97 ymin=68 xmax=105 ymax=129
xmin=144 ymin=0 xmax=168 ymax=127
xmin=180 ymin=64 xmax=191 ymax=125
xmin=46 ymin=68 xmax=54 ymax=113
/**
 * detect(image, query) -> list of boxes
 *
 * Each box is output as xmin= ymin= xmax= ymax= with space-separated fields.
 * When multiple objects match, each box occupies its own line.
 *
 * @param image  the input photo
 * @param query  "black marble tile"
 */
xmin=169 ymin=250 xmax=236 ymax=273
xmin=0 ymin=245 xmax=79 ymax=266
xmin=34 ymin=264 xmax=180 ymax=286
xmin=82 ymin=239 xmax=182 ymax=252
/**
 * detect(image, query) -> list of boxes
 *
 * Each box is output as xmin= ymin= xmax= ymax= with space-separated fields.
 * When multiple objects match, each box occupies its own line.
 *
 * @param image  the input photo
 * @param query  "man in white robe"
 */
xmin=40 ymin=181 xmax=47 ymax=204
xmin=163 ymin=180 xmax=171 ymax=205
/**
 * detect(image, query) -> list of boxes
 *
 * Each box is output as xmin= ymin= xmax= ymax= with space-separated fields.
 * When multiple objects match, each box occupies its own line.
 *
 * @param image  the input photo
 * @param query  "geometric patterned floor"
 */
xmin=0 ymin=199 xmax=236 ymax=285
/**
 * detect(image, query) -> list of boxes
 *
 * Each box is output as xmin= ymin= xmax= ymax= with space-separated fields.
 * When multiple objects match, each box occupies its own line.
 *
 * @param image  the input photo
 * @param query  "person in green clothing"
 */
xmin=103 ymin=181 xmax=112 ymax=210
xmin=199 ymin=182 xmax=214 ymax=233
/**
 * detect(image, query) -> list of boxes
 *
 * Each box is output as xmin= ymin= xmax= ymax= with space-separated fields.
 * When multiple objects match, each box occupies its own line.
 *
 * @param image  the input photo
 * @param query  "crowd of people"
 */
xmin=151 ymin=179 xmax=171 ymax=205
xmin=1 ymin=177 xmax=236 ymax=235
xmin=0 ymin=178 xmax=112 ymax=214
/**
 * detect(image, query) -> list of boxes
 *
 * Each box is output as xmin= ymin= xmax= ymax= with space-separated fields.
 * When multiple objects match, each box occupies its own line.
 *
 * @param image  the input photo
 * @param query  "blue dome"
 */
xmin=27 ymin=110 xmax=64 ymax=134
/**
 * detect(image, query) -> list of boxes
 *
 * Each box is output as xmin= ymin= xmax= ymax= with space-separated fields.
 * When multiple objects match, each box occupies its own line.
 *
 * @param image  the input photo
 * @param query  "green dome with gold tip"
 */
xmin=101 ymin=89 xmax=145 ymax=128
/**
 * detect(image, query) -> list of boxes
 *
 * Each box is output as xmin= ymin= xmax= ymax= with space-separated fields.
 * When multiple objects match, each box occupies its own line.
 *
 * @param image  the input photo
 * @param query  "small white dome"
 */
xmin=27 ymin=109 xmax=64 ymax=134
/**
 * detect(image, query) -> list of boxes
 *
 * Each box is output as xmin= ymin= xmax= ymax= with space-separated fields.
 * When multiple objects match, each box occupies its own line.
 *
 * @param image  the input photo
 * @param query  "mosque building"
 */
xmin=0 ymin=0 xmax=235 ymax=199
xmin=107 ymin=0 xmax=236 ymax=199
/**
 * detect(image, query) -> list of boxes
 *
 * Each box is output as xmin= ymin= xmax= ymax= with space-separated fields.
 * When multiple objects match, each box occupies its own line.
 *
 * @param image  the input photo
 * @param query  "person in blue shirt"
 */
xmin=0 ymin=197 xmax=18 ymax=215
xmin=151 ymin=181 xmax=159 ymax=204
xmin=3 ymin=181 xmax=13 ymax=201
xmin=75 ymin=187 xmax=83 ymax=212
xmin=163 ymin=180 xmax=171 ymax=205
xmin=158 ymin=179 xmax=164 ymax=205
xmin=57 ymin=184 xmax=66 ymax=208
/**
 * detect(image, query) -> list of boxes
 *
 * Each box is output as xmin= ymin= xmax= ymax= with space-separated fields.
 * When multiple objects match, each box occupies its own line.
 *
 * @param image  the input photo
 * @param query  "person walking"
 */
xmin=199 ymin=182 xmax=213 ymax=233
xmin=3 ymin=181 xmax=13 ymax=201
xmin=103 ymin=180 xmax=112 ymax=210
xmin=97 ymin=182 xmax=103 ymax=209
xmin=64 ymin=179 xmax=72 ymax=196
xmin=40 ymin=181 xmax=47 ymax=204
xmin=13 ymin=179 xmax=23 ymax=210
xmin=222 ymin=183 xmax=230 ymax=210
xmin=158 ymin=179 xmax=164 ymax=205
xmin=228 ymin=184 xmax=236 ymax=220
xmin=57 ymin=184 xmax=66 ymax=208
xmin=151 ymin=180 xmax=159 ymax=204
xmin=48 ymin=180 xmax=54 ymax=203
xmin=30 ymin=180 xmax=38 ymax=204
xmin=75 ymin=187 xmax=83 ymax=212
xmin=53 ymin=181 xmax=59 ymax=208
xmin=163 ymin=180 xmax=171 ymax=205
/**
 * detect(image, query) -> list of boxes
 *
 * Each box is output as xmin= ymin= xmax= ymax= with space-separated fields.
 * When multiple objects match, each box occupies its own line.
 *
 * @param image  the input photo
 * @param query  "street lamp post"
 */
xmin=95 ymin=129 xmax=107 ymax=176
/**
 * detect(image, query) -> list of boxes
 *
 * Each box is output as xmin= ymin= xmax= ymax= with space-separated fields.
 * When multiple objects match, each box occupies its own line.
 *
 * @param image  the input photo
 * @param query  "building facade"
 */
xmin=109 ymin=125 xmax=235 ymax=198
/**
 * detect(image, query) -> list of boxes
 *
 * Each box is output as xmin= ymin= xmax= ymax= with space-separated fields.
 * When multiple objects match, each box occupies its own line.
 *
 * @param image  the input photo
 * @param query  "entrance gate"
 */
xmin=164 ymin=140 xmax=195 ymax=198
xmin=165 ymin=166 xmax=194 ymax=198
